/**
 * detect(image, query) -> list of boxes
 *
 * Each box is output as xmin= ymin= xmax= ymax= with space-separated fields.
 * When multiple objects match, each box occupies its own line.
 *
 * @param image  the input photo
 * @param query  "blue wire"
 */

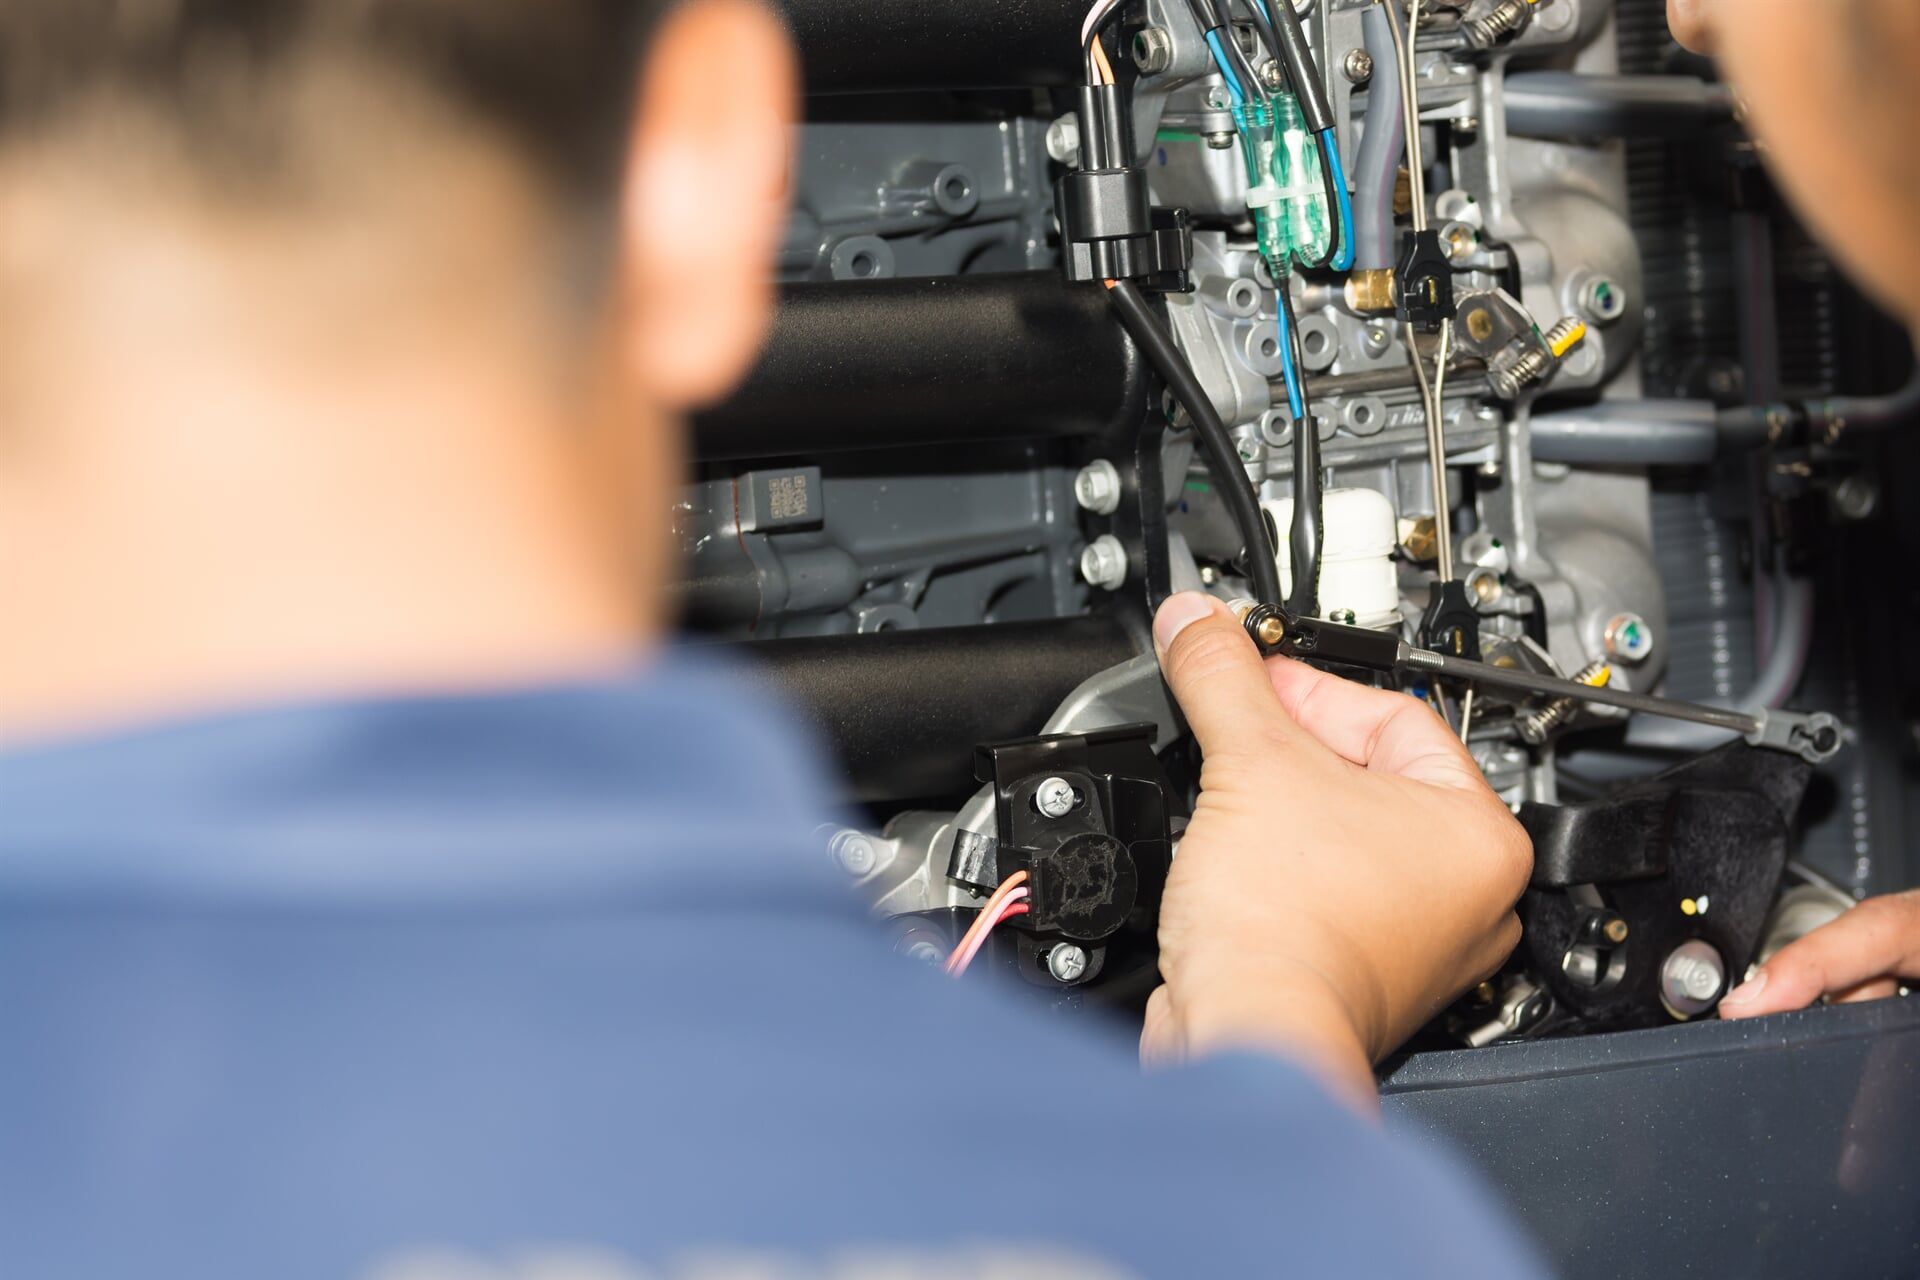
xmin=1318 ymin=128 xmax=1356 ymax=272
xmin=1203 ymin=30 xmax=1248 ymax=106
xmin=1273 ymin=288 xmax=1306 ymax=421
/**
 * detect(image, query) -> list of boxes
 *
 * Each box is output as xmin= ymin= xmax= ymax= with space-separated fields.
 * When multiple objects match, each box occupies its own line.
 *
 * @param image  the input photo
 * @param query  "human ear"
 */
xmin=618 ymin=0 xmax=797 ymax=409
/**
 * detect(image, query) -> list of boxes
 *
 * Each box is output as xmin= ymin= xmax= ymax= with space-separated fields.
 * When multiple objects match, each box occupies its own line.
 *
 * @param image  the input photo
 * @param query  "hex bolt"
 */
xmin=829 ymin=829 xmax=879 ymax=877
xmin=1034 ymin=776 xmax=1077 ymax=819
xmin=1833 ymin=475 xmax=1878 ymax=522
xmin=1258 ymin=61 xmax=1285 ymax=93
xmin=1204 ymin=131 xmax=1235 ymax=150
xmin=1132 ymin=27 xmax=1173 ymax=75
xmin=1604 ymin=612 xmax=1655 ymax=665
xmin=1044 ymin=115 xmax=1081 ymax=166
xmin=1073 ymin=459 xmax=1123 ymax=516
xmin=1660 ymin=940 xmax=1727 ymax=1017
xmin=1579 ymin=275 xmax=1627 ymax=325
xmin=1343 ymin=48 xmax=1374 ymax=84
xmin=1047 ymin=943 xmax=1090 ymax=983
xmin=1079 ymin=535 xmax=1130 ymax=591
xmin=906 ymin=940 xmax=944 ymax=966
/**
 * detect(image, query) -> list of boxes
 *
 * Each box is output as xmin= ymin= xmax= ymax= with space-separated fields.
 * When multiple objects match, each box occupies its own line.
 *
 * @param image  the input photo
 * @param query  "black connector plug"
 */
xmin=1395 ymin=229 xmax=1456 ymax=332
xmin=1056 ymin=81 xmax=1192 ymax=289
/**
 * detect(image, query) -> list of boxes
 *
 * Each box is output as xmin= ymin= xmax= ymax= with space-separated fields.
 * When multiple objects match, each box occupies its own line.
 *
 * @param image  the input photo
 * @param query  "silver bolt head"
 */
xmin=1073 ymin=459 xmax=1123 ymax=516
xmin=1258 ymin=61 xmax=1285 ymax=92
xmin=1034 ymin=776 xmax=1077 ymax=819
xmin=1204 ymin=131 xmax=1235 ymax=150
xmin=1833 ymin=475 xmax=1878 ymax=521
xmin=1047 ymin=943 xmax=1090 ymax=983
xmin=1343 ymin=48 xmax=1374 ymax=84
xmin=905 ymin=940 xmax=944 ymax=966
xmin=830 ymin=830 xmax=879 ymax=877
xmin=1660 ymin=940 xmax=1727 ymax=1017
xmin=1079 ymin=535 xmax=1130 ymax=591
xmin=1363 ymin=325 xmax=1393 ymax=354
xmin=1604 ymin=612 xmax=1655 ymax=665
xmin=1044 ymin=115 xmax=1082 ymax=166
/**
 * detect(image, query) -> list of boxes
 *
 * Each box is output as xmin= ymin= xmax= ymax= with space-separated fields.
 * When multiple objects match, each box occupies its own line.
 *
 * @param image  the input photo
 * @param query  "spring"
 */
xmin=1518 ymin=660 xmax=1610 ymax=744
xmin=1468 ymin=0 xmax=1533 ymax=48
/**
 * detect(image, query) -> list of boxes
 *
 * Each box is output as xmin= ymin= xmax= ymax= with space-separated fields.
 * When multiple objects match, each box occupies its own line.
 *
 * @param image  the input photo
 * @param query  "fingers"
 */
xmin=1152 ymin=594 xmax=1305 ymax=759
xmin=1263 ymin=654 xmax=1487 ymax=792
xmin=1720 ymin=892 xmax=1920 ymax=1019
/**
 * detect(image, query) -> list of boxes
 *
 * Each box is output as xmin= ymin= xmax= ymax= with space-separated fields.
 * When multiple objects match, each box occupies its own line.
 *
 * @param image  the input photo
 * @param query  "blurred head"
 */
xmin=1669 ymin=0 xmax=1920 ymax=334
xmin=0 ymin=1 xmax=796 ymax=732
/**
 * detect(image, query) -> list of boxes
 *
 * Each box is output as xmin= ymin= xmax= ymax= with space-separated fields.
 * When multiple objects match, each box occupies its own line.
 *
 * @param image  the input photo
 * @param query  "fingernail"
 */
xmin=1154 ymin=592 xmax=1216 ymax=650
xmin=1720 ymin=969 xmax=1766 ymax=1007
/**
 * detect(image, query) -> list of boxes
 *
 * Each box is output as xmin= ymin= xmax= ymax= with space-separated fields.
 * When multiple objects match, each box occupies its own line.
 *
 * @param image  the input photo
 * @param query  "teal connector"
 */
xmin=1231 ymin=93 xmax=1331 ymax=276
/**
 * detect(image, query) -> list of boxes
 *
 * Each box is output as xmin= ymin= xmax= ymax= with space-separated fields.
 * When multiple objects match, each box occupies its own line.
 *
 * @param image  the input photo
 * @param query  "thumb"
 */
xmin=1153 ymin=593 xmax=1301 ymax=759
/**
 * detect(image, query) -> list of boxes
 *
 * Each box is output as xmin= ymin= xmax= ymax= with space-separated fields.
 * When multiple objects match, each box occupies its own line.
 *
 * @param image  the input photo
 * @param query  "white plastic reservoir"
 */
xmin=1262 ymin=487 xmax=1402 ymax=630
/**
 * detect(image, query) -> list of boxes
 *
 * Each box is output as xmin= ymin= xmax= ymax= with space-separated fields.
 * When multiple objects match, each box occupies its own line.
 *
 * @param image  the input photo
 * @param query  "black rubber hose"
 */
xmin=1280 ymin=287 xmax=1323 ymax=616
xmin=1268 ymin=0 xmax=1333 ymax=132
xmin=1107 ymin=280 xmax=1284 ymax=609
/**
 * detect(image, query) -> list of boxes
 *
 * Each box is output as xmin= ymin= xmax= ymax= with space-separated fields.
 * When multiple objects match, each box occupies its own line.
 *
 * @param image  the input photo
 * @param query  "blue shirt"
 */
xmin=0 ymin=656 xmax=1543 ymax=1279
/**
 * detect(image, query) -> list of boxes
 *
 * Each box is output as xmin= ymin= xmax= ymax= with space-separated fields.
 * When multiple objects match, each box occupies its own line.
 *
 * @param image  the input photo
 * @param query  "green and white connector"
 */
xmin=1231 ymin=93 xmax=1330 ymax=278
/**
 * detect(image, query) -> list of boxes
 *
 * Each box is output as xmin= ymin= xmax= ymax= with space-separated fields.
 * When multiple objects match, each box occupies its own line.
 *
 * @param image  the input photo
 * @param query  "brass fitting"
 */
xmin=1345 ymin=268 xmax=1397 ymax=315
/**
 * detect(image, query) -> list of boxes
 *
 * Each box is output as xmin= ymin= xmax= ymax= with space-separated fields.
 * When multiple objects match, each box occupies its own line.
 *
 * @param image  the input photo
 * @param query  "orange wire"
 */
xmin=1090 ymin=35 xmax=1115 ymax=86
xmin=944 ymin=869 xmax=1030 ymax=974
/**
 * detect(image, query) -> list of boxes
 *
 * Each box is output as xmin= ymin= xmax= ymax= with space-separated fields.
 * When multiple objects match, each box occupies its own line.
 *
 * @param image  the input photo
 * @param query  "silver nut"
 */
xmin=1073 ymin=459 xmax=1123 ymax=516
xmin=1047 ymin=943 xmax=1090 ymax=983
xmin=1603 ymin=612 xmax=1655 ymax=665
xmin=1034 ymin=776 xmax=1077 ymax=819
xmin=1131 ymin=26 xmax=1173 ymax=75
xmin=1343 ymin=48 xmax=1374 ymax=84
xmin=1079 ymin=535 xmax=1129 ymax=591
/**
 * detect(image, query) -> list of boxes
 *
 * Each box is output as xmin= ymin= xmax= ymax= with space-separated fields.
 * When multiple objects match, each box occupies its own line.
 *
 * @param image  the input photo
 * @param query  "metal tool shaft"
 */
xmin=1398 ymin=646 xmax=1760 ymax=735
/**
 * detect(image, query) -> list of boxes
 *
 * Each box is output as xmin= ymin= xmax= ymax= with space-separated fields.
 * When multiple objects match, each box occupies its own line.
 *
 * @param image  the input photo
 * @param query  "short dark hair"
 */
xmin=0 ymin=0 xmax=668 ymax=207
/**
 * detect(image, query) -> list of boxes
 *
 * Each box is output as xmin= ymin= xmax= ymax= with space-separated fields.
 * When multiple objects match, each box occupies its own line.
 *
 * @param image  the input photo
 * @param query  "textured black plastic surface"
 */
xmin=776 ymin=0 xmax=1090 ymax=92
xmin=1383 ymin=998 xmax=1920 ymax=1280
xmin=693 ymin=274 xmax=1143 ymax=461
xmin=727 ymin=619 xmax=1138 ymax=802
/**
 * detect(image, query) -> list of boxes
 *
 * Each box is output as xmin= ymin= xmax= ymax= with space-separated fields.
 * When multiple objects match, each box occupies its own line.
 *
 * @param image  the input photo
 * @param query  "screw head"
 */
xmin=1364 ymin=324 xmax=1393 ymax=354
xmin=1044 ymin=115 xmax=1081 ymax=166
xmin=1073 ymin=459 xmax=1123 ymax=515
xmin=1079 ymin=535 xmax=1129 ymax=591
xmin=1034 ymin=776 xmax=1077 ymax=819
xmin=1604 ymin=612 xmax=1655 ymax=664
xmin=1603 ymin=917 xmax=1631 ymax=945
xmin=1131 ymin=26 xmax=1173 ymax=74
xmin=1047 ymin=943 xmax=1090 ymax=983
xmin=1204 ymin=131 xmax=1235 ymax=150
xmin=1259 ymin=60 xmax=1285 ymax=92
xmin=1343 ymin=48 xmax=1375 ymax=83
xmin=905 ymin=940 xmax=944 ymax=965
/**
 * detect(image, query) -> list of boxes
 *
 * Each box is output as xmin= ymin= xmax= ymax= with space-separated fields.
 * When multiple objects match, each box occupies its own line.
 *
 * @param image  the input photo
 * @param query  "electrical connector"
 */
xmin=1056 ymin=83 xmax=1193 ymax=288
xmin=1395 ymin=229 xmax=1456 ymax=332
xmin=1233 ymin=93 xmax=1330 ymax=278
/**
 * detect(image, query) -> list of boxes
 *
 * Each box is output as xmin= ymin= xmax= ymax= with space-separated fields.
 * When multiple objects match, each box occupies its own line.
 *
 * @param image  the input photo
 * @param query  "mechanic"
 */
xmin=0 ymin=5 xmax=1910 ymax=1280
xmin=1660 ymin=0 xmax=1920 ymax=1022
xmin=0 ymin=2 xmax=1538 ymax=1275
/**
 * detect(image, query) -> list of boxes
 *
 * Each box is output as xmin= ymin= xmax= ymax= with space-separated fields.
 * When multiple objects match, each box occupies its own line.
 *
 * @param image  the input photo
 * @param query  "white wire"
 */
xmin=1081 ymin=0 xmax=1126 ymax=50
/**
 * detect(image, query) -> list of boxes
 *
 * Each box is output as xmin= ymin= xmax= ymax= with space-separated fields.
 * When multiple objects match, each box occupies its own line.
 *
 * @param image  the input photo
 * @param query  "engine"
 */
xmin=684 ymin=0 xmax=1919 ymax=1048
